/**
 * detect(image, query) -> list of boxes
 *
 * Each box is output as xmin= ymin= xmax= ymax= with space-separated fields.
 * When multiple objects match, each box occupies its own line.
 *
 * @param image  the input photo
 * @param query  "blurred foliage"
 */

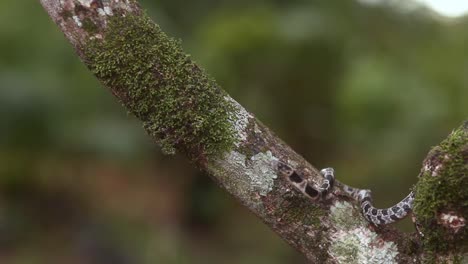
xmin=0 ymin=0 xmax=467 ymax=263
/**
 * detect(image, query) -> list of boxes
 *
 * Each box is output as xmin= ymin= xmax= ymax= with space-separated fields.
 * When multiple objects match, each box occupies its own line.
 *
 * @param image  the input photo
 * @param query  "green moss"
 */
xmin=81 ymin=18 xmax=98 ymax=34
xmin=270 ymin=192 xmax=329 ymax=262
xmin=413 ymin=123 xmax=467 ymax=259
xmin=83 ymin=12 xmax=236 ymax=161
xmin=275 ymin=195 xmax=324 ymax=227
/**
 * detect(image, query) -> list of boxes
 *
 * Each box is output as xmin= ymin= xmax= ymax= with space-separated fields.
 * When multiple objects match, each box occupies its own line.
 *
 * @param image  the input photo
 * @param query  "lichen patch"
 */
xmin=76 ymin=0 xmax=93 ymax=7
xmin=97 ymin=8 xmax=106 ymax=16
xmin=329 ymin=227 xmax=398 ymax=264
xmin=104 ymin=6 xmax=113 ymax=15
xmin=72 ymin=15 xmax=82 ymax=27
xmin=329 ymin=201 xmax=399 ymax=264
xmin=246 ymin=151 xmax=279 ymax=196
xmin=330 ymin=201 xmax=367 ymax=230
xmin=209 ymin=150 xmax=280 ymax=211
xmin=225 ymin=96 xmax=253 ymax=146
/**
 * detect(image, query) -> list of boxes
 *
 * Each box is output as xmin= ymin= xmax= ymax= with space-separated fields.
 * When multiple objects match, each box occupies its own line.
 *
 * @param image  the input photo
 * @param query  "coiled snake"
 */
xmin=278 ymin=162 xmax=414 ymax=225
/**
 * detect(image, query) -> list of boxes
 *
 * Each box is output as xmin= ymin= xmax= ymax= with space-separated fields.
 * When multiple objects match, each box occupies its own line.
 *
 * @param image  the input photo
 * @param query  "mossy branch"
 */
xmin=39 ymin=0 xmax=467 ymax=263
xmin=412 ymin=122 xmax=467 ymax=262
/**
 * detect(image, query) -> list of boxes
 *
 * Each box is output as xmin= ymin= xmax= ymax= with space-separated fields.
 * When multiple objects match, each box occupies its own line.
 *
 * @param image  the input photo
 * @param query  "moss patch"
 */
xmin=413 ymin=122 xmax=467 ymax=259
xmin=84 ymin=12 xmax=236 ymax=161
xmin=273 ymin=192 xmax=325 ymax=227
xmin=81 ymin=17 xmax=98 ymax=34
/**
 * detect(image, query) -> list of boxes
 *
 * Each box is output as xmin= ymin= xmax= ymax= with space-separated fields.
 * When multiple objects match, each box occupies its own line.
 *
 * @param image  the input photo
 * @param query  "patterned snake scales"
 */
xmin=277 ymin=162 xmax=414 ymax=225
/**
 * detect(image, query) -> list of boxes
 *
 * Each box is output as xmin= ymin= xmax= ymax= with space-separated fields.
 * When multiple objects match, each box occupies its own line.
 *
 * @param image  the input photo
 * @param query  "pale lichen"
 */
xmin=330 ymin=227 xmax=398 ymax=264
xmin=246 ymin=151 xmax=279 ymax=196
xmin=208 ymin=150 xmax=280 ymax=212
xmin=330 ymin=201 xmax=367 ymax=230
xmin=97 ymin=8 xmax=106 ymax=16
xmin=72 ymin=15 xmax=82 ymax=27
xmin=225 ymin=96 xmax=253 ymax=146
xmin=76 ymin=0 xmax=93 ymax=7
xmin=104 ymin=6 xmax=113 ymax=15
xmin=329 ymin=201 xmax=399 ymax=264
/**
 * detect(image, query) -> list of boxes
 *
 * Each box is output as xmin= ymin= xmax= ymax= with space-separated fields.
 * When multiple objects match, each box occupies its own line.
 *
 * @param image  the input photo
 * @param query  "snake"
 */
xmin=277 ymin=162 xmax=414 ymax=225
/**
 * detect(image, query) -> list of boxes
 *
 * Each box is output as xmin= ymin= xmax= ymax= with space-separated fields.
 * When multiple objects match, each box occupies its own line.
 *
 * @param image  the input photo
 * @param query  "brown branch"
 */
xmin=38 ymin=0 xmax=467 ymax=262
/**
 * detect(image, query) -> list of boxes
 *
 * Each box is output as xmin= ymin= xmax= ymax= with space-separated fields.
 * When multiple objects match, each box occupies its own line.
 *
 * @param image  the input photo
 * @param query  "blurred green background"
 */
xmin=0 ymin=0 xmax=467 ymax=263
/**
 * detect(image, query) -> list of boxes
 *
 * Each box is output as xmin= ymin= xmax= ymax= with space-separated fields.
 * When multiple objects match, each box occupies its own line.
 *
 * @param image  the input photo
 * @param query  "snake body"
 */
xmin=278 ymin=162 xmax=414 ymax=225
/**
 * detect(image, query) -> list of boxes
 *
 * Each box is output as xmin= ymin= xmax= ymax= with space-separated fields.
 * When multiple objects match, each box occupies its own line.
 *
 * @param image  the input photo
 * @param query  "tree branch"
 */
xmin=38 ymin=0 xmax=467 ymax=262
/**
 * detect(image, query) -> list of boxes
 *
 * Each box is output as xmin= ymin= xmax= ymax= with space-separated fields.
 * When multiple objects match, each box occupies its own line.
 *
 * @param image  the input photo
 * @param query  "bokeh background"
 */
xmin=1 ymin=0 xmax=467 ymax=263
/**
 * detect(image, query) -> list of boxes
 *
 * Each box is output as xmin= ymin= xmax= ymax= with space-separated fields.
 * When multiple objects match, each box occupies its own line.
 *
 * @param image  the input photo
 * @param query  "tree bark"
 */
xmin=38 ymin=0 xmax=467 ymax=263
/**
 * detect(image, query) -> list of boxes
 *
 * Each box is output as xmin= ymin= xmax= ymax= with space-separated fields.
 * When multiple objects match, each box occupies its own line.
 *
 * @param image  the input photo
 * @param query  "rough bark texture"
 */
xmin=38 ymin=1 xmax=467 ymax=263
